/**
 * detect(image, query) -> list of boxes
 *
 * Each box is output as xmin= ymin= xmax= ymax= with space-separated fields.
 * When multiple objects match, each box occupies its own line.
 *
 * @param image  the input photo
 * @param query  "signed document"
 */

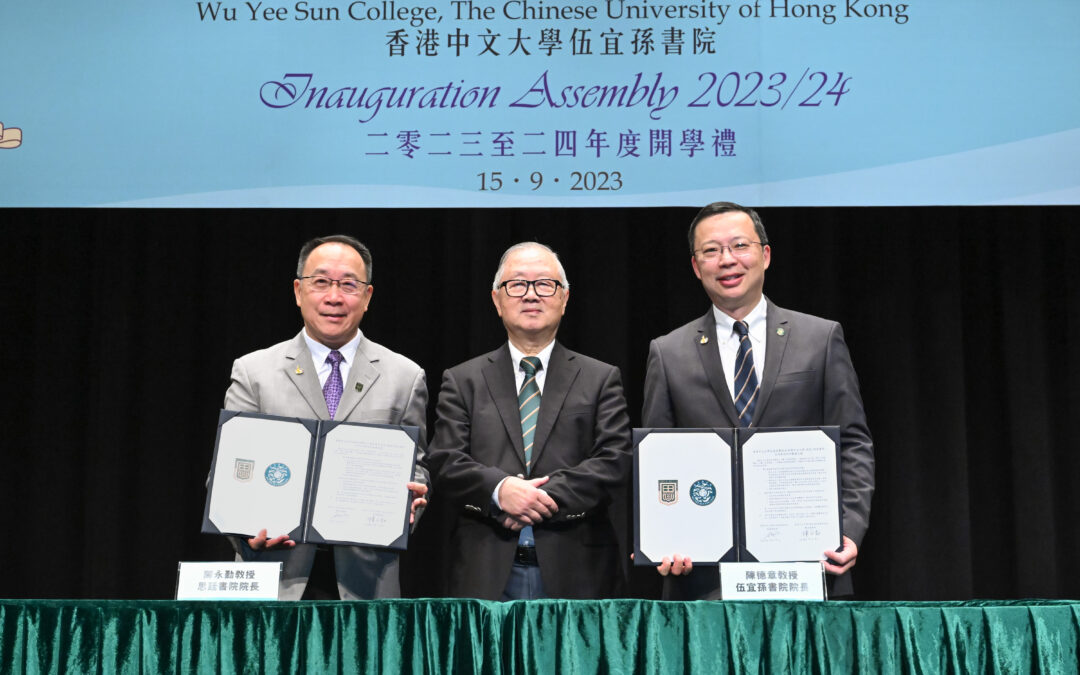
xmin=309 ymin=423 xmax=416 ymax=548
xmin=633 ymin=427 xmax=841 ymax=566
xmin=740 ymin=428 xmax=841 ymax=563
xmin=203 ymin=411 xmax=418 ymax=550
xmin=634 ymin=429 xmax=736 ymax=565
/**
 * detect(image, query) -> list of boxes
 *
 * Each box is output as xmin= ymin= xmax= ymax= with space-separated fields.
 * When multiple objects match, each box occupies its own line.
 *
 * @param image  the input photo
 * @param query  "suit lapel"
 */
xmin=334 ymin=337 xmax=379 ymax=421
xmin=284 ymin=332 xmax=328 ymax=418
xmin=754 ymin=299 xmax=790 ymax=425
xmin=482 ymin=345 xmax=527 ymax=469
xmin=531 ymin=342 xmax=578 ymax=470
xmin=695 ymin=311 xmax=740 ymax=426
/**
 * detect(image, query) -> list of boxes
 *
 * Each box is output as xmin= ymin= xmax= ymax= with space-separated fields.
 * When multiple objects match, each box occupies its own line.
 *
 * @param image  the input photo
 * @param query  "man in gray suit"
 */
xmin=223 ymin=234 xmax=429 ymax=600
xmin=642 ymin=202 xmax=874 ymax=599
xmin=427 ymin=242 xmax=632 ymax=600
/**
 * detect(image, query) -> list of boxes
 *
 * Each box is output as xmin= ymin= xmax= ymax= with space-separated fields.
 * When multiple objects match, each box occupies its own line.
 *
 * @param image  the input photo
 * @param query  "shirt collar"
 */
xmin=303 ymin=329 xmax=364 ymax=366
xmin=508 ymin=339 xmax=555 ymax=372
xmin=712 ymin=296 xmax=768 ymax=342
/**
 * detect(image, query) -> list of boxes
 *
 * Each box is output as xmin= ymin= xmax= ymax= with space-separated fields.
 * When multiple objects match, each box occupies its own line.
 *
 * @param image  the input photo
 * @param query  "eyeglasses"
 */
xmin=498 ymin=279 xmax=563 ymax=297
xmin=298 ymin=275 xmax=370 ymax=295
xmin=694 ymin=240 xmax=763 ymax=260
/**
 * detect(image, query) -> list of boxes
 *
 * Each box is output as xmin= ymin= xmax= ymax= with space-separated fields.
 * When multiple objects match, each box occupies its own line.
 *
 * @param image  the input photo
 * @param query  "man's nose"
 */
xmin=324 ymin=283 xmax=345 ymax=300
xmin=718 ymin=246 xmax=739 ymax=263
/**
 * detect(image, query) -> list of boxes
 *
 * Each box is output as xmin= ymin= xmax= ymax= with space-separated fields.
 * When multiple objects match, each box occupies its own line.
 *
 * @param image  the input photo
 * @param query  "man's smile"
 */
xmin=718 ymin=272 xmax=744 ymax=287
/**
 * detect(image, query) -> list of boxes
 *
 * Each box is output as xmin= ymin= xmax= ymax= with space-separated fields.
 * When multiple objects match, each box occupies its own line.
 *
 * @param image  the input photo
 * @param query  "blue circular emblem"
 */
xmin=690 ymin=479 xmax=716 ymax=506
xmin=264 ymin=463 xmax=291 ymax=487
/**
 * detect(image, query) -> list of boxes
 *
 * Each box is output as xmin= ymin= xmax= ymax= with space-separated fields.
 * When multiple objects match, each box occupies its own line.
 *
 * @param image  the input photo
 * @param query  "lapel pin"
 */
xmin=295 ymin=367 xmax=304 ymax=375
xmin=776 ymin=327 xmax=786 ymax=336
xmin=355 ymin=383 xmax=363 ymax=393
xmin=700 ymin=336 xmax=709 ymax=344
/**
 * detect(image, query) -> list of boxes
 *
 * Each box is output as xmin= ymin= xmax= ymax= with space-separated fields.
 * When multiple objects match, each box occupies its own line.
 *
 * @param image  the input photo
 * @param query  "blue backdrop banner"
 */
xmin=2 ymin=1 xmax=1078 ymax=206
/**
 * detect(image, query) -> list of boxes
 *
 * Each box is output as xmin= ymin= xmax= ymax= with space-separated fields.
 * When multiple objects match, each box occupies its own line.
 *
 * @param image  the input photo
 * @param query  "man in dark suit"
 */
xmin=427 ymin=242 xmax=633 ymax=600
xmin=223 ymin=234 xmax=429 ymax=600
xmin=642 ymin=202 xmax=874 ymax=599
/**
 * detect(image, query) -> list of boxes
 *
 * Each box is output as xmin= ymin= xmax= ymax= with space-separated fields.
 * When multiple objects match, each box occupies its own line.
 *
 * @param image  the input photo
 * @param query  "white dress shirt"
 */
xmin=492 ymin=339 xmax=556 ymax=515
xmin=303 ymin=329 xmax=364 ymax=389
xmin=713 ymin=296 xmax=768 ymax=403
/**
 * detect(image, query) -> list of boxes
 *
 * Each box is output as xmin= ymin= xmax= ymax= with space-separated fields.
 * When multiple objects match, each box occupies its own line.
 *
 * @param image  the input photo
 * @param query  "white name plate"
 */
xmin=719 ymin=562 xmax=826 ymax=601
xmin=176 ymin=562 xmax=281 ymax=601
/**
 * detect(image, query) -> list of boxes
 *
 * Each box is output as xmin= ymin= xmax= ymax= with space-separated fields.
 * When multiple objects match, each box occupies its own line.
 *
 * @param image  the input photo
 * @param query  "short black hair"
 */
xmin=687 ymin=201 xmax=769 ymax=253
xmin=296 ymin=235 xmax=373 ymax=283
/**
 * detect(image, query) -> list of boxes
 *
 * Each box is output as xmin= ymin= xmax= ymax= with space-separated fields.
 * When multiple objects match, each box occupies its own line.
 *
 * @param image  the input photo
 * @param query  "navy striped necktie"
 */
xmin=732 ymin=321 xmax=759 ymax=427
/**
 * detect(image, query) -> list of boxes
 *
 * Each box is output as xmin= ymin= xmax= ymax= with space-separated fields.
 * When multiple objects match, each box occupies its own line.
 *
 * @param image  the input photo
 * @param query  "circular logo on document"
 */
xmin=690 ymin=479 xmax=716 ymax=506
xmin=264 ymin=463 xmax=291 ymax=487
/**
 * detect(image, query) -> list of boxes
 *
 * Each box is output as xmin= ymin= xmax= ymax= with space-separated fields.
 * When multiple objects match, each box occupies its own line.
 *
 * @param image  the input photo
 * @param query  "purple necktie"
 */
xmin=323 ymin=350 xmax=344 ymax=419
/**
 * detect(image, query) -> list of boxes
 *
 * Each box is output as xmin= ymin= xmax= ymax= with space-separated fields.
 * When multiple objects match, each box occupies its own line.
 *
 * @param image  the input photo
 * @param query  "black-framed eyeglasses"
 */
xmin=298 ymin=275 xmax=371 ymax=295
xmin=498 ymin=279 xmax=563 ymax=297
xmin=694 ymin=240 xmax=764 ymax=260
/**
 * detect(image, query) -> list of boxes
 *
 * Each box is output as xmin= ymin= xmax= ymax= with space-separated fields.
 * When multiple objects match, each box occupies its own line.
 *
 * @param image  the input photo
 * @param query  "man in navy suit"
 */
xmin=642 ymin=202 xmax=875 ymax=599
xmin=427 ymin=242 xmax=633 ymax=600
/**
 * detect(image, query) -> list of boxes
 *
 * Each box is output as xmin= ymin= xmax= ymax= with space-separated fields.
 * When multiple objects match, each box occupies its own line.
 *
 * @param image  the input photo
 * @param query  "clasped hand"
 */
xmin=497 ymin=475 xmax=558 ymax=531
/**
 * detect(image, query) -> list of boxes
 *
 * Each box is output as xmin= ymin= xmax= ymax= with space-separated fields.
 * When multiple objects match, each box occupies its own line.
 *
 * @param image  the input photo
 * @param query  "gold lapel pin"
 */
xmin=295 ymin=366 xmax=304 ymax=375
xmin=776 ymin=328 xmax=786 ymax=337
xmin=700 ymin=336 xmax=709 ymax=344
xmin=355 ymin=383 xmax=363 ymax=393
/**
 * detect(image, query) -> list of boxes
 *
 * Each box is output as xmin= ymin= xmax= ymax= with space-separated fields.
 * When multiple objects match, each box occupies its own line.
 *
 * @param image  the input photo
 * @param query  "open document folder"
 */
xmin=203 ymin=410 xmax=419 ymax=550
xmin=634 ymin=427 xmax=842 ymax=565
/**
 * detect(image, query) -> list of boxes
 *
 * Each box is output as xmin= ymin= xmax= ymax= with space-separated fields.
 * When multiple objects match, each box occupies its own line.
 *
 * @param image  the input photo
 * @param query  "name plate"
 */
xmin=719 ymin=562 xmax=826 ymax=601
xmin=175 ymin=562 xmax=281 ymax=601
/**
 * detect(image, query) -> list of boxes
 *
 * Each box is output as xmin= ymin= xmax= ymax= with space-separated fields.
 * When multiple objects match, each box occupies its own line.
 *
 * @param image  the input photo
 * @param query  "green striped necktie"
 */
xmin=518 ymin=356 xmax=542 ymax=474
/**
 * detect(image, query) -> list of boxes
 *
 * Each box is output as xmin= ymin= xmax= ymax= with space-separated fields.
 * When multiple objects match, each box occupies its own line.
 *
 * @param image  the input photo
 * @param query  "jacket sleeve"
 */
xmin=426 ymin=368 xmax=514 ymax=516
xmin=642 ymin=338 xmax=676 ymax=428
xmin=824 ymin=322 xmax=875 ymax=546
xmin=542 ymin=365 xmax=633 ymax=519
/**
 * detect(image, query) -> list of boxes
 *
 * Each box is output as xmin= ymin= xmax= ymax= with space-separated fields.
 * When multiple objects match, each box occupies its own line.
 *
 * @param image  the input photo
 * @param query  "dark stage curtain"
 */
xmin=2 ymin=206 xmax=1078 ymax=601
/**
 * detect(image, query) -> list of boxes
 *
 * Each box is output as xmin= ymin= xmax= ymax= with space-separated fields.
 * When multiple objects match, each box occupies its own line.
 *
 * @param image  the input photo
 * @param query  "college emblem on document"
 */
xmin=233 ymin=459 xmax=255 ymax=482
xmin=264 ymin=463 xmax=291 ymax=487
xmin=690 ymin=479 xmax=716 ymax=506
xmin=658 ymin=480 xmax=678 ymax=505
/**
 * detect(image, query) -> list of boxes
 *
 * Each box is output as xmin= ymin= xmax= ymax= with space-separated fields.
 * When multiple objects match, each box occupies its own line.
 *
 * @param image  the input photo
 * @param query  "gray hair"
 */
xmin=491 ymin=242 xmax=570 ymax=291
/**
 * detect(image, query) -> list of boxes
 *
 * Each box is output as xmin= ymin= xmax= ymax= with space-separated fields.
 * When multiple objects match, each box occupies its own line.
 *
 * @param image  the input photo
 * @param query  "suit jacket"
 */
xmin=426 ymin=342 xmax=633 ymax=600
xmin=223 ymin=330 xmax=428 ymax=600
xmin=642 ymin=299 xmax=874 ymax=598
